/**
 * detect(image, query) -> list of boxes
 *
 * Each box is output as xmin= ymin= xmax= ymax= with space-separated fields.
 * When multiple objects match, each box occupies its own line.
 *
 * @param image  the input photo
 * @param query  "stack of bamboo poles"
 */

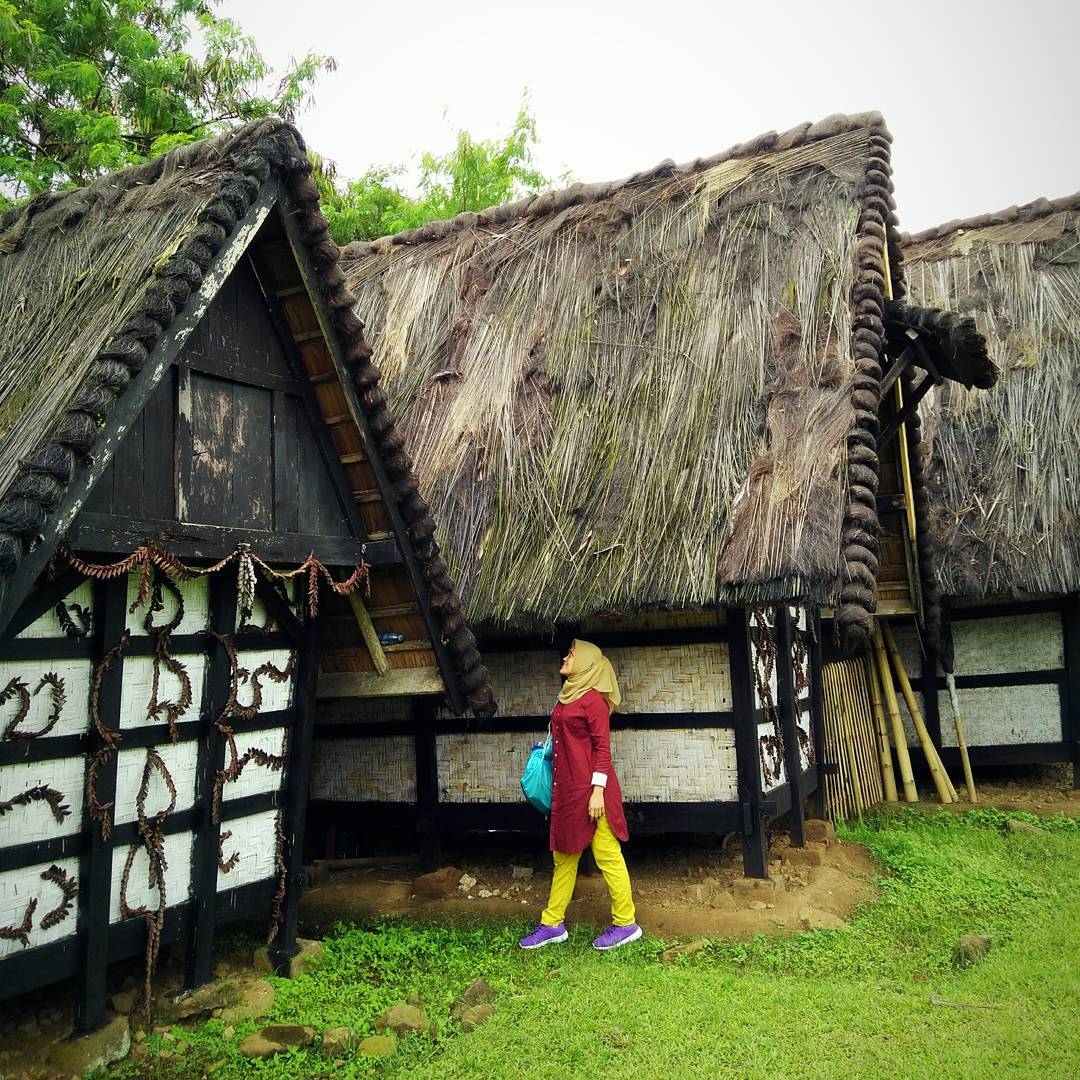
xmin=820 ymin=617 xmax=977 ymax=820
xmin=821 ymin=659 xmax=884 ymax=819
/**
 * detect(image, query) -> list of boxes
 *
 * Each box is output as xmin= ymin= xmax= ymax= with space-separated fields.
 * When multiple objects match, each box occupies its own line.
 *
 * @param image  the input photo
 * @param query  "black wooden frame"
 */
xmin=0 ymin=566 xmax=312 ymax=1022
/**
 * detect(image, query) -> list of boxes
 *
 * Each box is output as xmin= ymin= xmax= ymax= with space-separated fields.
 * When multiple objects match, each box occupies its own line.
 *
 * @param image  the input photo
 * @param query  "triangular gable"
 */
xmin=0 ymin=122 xmax=495 ymax=716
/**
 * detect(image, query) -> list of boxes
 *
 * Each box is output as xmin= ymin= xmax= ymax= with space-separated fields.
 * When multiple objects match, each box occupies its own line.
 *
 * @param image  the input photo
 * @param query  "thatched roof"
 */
xmin=0 ymin=121 xmax=494 ymax=713
xmin=902 ymin=192 xmax=1080 ymax=598
xmin=342 ymin=113 xmax=906 ymax=641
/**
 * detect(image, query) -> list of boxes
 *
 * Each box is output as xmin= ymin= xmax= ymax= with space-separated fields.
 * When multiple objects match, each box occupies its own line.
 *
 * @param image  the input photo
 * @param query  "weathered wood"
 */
xmin=727 ymin=608 xmax=768 ymax=878
xmin=807 ymin=608 xmax=829 ymax=819
xmin=70 ymin=511 xmax=393 ymax=567
xmin=184 ymin=567 xmax=239 ymax=988
xmin=0 ymin=180 xmax=282 ymax=639
xmin=318 ymin=665 xmax=446 ymax=699
xmin=75 ymin=577 xmax=127 ymax=1033
xmin=277 ymin=205 xmax=468 ymax=716
xmin=413 ymin=698 xmax=441 ymax=872
xmin=347 ymin=592 xmax=390 ymax=675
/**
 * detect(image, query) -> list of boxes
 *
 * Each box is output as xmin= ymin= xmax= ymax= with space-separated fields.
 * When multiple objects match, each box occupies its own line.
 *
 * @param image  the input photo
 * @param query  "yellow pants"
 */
xmin=541 ymin=815 xmax=636 ymax=927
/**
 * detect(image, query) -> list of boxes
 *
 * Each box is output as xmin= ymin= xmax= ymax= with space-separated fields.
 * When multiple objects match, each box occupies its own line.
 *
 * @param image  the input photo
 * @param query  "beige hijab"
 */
xmin=558 ymin=639 xmax=621 ymax=710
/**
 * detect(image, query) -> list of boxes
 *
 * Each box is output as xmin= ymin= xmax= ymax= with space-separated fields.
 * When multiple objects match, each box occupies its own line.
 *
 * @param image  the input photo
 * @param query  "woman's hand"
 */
xmin=588 ymin=786 xmax=605 ymax=822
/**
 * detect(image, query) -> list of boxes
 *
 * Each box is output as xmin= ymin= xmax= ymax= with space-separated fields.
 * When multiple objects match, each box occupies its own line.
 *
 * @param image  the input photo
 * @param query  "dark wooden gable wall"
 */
xmin=80 ymin=258 xmax=365 ymax=563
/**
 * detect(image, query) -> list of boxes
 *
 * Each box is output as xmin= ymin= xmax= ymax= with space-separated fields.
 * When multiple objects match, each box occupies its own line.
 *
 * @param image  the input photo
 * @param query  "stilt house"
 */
xmin=897 ymin=193 xmax=1080 ymax=783
xmin=312 ymin=113 xmax=992 ymax=872
xmin=0 ymin=120 xmax=492 ymax=1032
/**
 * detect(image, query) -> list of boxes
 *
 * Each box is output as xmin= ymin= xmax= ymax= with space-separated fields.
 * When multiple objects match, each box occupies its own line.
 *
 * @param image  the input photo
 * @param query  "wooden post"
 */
xmin=871 ymin=622 xmax=918 ymax=802
xmin=881 ymin=622 xmax=955 ymax=804
xmin=268 ymin=602 xmax=321 ymax=973
xmin=413 ymin=698 xmax=442 ymax=873
xmin=185 ymin=567 xmax=239 ymax=988
xmin=808 ymin=609 xmax=828 ymax=819
xmin=773 ymin=606 xmax=806 ymax=847
xmin=864 ymin=653 xmax=898 ymax=802
xmin=348 ymin=592 xmax=390 ymax=676
xmin=75 ymin=576 xmax=127 ymax=1033
xmin=728 ymin=608 xmax=768 ymax=878
xmin=1062 ymin=594 xmax=1080 ymax=789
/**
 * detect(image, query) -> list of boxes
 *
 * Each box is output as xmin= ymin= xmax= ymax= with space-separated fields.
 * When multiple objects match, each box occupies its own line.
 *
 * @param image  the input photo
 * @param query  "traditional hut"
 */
xmin=311 ymin=113 xmax=992 ymax=870
xmin=896 ymin=193 xmax=1080 ymax=782
xmin=0 ymin=119 xmax=492 ymax=1032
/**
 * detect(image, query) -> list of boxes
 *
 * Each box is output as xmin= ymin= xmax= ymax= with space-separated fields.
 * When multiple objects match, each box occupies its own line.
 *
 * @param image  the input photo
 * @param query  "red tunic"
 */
xmin=549 ymin=689 xmax=629 ymax=853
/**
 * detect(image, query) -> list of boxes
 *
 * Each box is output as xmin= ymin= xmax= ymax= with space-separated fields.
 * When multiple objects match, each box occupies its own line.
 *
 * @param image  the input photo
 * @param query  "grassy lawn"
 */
xmin=108 ymin=808 xmax=1080 ymax=1080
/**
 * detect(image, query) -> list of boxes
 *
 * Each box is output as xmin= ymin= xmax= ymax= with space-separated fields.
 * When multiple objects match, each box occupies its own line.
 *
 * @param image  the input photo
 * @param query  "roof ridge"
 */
xmin=901 ymin=190 xmax=1080 ymax=246
xmin=341 ymin=110 xmax=889 ymax=260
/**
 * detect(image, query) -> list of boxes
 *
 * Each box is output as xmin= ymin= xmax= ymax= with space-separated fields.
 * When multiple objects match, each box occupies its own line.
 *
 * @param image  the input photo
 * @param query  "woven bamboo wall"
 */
xmin=0 ymin=572 xmax=296 ymax=964
xmin=436 ymin=728 xmax=738 ymax=803
xmin=309 ymin=735 xmax=416 ymax=801
xmin=481 ymin=642 xmax=731 ymax=717
xmin=890 ymin=610 xmax=1064 ymax=747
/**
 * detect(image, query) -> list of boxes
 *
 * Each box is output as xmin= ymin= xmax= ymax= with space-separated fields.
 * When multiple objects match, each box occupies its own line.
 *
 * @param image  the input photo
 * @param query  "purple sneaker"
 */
xmin=519 ymin=923 xmax=569 ymax=949
xmin=592 ymin=923 xmax=643 ymax=950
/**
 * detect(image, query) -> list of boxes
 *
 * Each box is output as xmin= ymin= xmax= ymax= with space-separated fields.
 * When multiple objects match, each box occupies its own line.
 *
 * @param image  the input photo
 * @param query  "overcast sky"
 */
xmin=221 ymin=0 xmax=1079 ymax=233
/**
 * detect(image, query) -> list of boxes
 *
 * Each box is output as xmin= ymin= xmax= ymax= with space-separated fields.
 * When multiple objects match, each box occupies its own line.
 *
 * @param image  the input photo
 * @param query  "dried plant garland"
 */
xmin=55 ymin=598 xmax=92 ymax=639
xmin=39 ymin=864 xmax=78 ymax=930
xmin=0 ymin=898 xmax=37 ymax=947
xmin=750 ymin=608 xmax=784 ymax=787
xmin=2 ymin=672 xmax=66 ymax=740
xmin=0 ymin=783 xmax=71 ymax=823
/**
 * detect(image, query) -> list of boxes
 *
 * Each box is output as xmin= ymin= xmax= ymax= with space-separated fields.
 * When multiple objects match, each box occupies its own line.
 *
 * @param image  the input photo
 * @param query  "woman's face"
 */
xmin=560 ymin=645 xmax=575 ymax=677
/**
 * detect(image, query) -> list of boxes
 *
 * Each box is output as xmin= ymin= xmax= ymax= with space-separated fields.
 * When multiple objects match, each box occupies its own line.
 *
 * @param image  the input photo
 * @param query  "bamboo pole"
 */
xmin=853 ymin=662 xmax=884 ymax=807
xmin=946 ymin=672 xmax=978 ymax=803
xmin=880 ymin=622 xmax=954 ymax=804
xmin=836 ymin=663 xmax=865 ymax=817
xmin=872 ymin=622 xmax=918 ymax=802
xmin=865 ymin=652 xmax=899 ymax=802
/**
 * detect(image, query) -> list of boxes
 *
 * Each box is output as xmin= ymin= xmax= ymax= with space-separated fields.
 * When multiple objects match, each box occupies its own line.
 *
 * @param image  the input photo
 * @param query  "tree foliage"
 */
xmin=316 ymin=104 xmax=561 ymax=245
xmin=0 ymin=0 xmax=333 ymax=203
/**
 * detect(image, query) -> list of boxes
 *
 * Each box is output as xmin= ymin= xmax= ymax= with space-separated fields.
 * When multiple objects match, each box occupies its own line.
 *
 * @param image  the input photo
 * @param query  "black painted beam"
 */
xmin=413 ymin=698 xmax=441 ymax=873
xmin=773 ymin=607 xmax=806 ymax=847
xmin=1064 ymin=593 xmax=1080 ymax=789
xmin=808 ymin=609 xmax=828 ymax=819
xmin=75 ymin=576 xmax=127 ymax=1033
xmin=184 ymin=567 xmax=239 ymax=988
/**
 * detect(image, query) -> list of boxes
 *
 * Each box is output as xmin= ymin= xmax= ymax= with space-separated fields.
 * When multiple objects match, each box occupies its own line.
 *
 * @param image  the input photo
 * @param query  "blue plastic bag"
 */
xmin=520 ymin=733 xmax=553 ymax=814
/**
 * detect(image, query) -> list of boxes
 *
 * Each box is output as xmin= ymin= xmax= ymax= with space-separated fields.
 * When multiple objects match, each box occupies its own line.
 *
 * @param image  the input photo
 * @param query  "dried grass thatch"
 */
xmin=902 ymin=193 xmax=1080 ymax=597
xmin=343 ymin=115 xmax=898 ymax=630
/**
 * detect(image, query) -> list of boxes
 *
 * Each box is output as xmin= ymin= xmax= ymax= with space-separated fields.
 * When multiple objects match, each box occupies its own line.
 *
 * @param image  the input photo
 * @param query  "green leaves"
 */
xmin=319 ymin=99 xmax=564 ymax=245
xmin=0 ymin=0 xmax=333 ymax=199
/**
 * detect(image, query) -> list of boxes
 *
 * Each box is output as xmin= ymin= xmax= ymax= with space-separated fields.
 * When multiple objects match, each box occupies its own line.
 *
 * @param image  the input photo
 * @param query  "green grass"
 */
xmin=106 ymin=808 xmax=1080 ymax=1080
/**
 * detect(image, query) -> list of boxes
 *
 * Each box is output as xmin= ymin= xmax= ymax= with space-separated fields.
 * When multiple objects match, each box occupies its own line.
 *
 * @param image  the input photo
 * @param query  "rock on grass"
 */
xmin=238 ymin=1024 xmax=316 ymax=1059
xmin=955 ymin=934 xmax=993 ymax=967
xmin=660 ymin=939 xmax=710 ymax=963
xmin=48 ymin=1013 xmax=129 ymax=1075
xmin=376 ymin=1004 xmax=434 ymax=1037
xmin=412 ymin=866 xmax=465 ymax=899
xmin=459 ymin=1004 xmax=494 ymax=1031
xmin=359 ymin=1034 xmax=397 ymax=1057
xmin=321 ymin=1026 xmax=358 ymax=1058
xmin=450 ymin=979 xmax=495 ymax=1019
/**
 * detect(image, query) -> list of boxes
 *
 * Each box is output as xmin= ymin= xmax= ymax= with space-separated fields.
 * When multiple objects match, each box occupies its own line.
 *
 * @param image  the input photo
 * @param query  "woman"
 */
xmin=519 ymin=639 xmax=642 ymax=950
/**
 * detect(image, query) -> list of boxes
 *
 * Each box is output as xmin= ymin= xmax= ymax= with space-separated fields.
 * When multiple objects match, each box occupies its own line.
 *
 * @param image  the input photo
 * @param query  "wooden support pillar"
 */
xmin=348 ymin=592 xmax=390 ymax=675
xmin=728 ymin=608 xmax=768 ymax=878
xmin=75 ymin=576 xmax=127 ymax=1034
xmin=185 ymin=567 xmax=239 ymax=989
xmin=922 ymin=636 xmax=943 ymax=746
xmin=773 ymin=606 xmax=806 ymax=847
xmin=1063 ymin=593 xmax=1080 ymax=789
xmin=808 ymin=608 xmax=828 ymax=819
xmin=268 ymin=602 xmax=321 ymax=973
xmin=413 ymin=698 xmax=441 ymax=872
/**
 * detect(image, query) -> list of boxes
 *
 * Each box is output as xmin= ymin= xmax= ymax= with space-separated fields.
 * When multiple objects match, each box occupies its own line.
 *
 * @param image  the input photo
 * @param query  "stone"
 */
xmin=223 ymin=1025 xmax=235 ymax=1040
xmin=748 ymin=900 xmax=768 ymax=911
xmin=321 ymin=1026 xmax=358 ymax=1057
xmin=733 ymin=876 xmax=778 ymax=894
xmin=511 ymin=865 xmax=534 ymax=881
xmin=782 ymin=847 xmax=824 ymax=868
xmin=48 ymin=1013 xmax=130 ymax=1076
xmin=412 ymin=866 xmax=464 ymax=899
xmin=798 ymin=907 xmax=845 ymax=930
xmin=238 ymin=1024 xmax=316 ymax=1059
xmin=459 ymin=1004 xmax=493 ymax=1031
xmin=375 ymin=1004 xmax=433 ymax=1038
xmin=1006 ymin=819 xmax=1044 ymax=835
xmin=451 ymin=979 xmax=495 ymax=1019
xmin=359 ymin=1035 xmax=397 ymax=1057
xmin=660 ymin=939 xmax=710 ymax=963
xmin=220 ymin=979 xmax=276 ymax=1023
xmin=459 ymin=873 xmax=478 ymax=892
xmin=167 ymin=979 xmax=241 ymax=1020
xmin=804 ymin=819 xmax=836 ymax=844
xmin=690 ymin=883 xmax=713 ymax=903
xmin=955 ymin=934 xmax=993 ymax=966
xmin=253 ymin=938 xmax=324 ymax=978
xmin=478 ymin=888 xmax=494 ymax=898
